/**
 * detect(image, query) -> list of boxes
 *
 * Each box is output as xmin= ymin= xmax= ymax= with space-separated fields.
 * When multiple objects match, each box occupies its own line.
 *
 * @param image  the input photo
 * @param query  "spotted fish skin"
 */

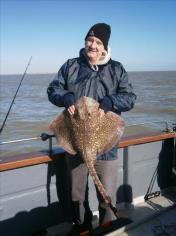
xmin=49 ymin=96 xmax=125 ymax=216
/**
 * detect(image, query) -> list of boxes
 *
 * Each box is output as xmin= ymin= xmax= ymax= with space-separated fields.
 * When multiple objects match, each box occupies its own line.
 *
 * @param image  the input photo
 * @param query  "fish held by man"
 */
xmin=49 ymin=96 xmax=125 ymax=217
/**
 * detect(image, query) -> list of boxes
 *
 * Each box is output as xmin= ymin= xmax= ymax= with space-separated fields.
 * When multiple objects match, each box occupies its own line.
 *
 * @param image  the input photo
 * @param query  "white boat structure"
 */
xmin=0 ymin=122 xmax=176 ymax=236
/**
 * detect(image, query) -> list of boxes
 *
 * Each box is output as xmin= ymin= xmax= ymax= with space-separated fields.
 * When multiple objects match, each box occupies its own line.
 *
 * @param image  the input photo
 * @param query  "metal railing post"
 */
xmin=123 ymin=146 xmax=133 ymax=208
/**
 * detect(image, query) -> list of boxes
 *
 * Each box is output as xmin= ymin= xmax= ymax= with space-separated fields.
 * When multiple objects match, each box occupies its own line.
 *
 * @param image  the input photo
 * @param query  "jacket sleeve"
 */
xmin=47 ymin=61 xmax=70 ymax=107
xmin=109 ymin=64 xmax=137 ymax=113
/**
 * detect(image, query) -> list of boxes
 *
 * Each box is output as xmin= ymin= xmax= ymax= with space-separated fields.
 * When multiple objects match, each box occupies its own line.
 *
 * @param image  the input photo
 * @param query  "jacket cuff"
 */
xmin=62 ymin=92 xmax=75 ymax=109
xmin=99 ymin=96 xmax=113 ymax=113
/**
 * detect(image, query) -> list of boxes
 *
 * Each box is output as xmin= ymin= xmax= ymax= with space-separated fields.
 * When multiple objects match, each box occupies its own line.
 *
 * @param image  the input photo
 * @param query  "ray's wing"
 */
xmin=49 ymin=111 xmax=77 ymax=155
xmin=97 ymin=112 xmax=125 ymax=156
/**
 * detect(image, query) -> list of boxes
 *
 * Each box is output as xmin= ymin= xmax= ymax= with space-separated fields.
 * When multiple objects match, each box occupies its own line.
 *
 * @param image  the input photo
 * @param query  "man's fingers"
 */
xmin=68 ymin=105 xmax=75 ymax=115
xmin=98 ymin=108 xmax=105 ymax=118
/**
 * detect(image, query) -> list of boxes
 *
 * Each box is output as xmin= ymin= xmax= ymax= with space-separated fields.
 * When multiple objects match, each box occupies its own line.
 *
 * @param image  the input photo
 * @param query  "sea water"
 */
xmin=0 ymin=71 xmax=176 ymax=156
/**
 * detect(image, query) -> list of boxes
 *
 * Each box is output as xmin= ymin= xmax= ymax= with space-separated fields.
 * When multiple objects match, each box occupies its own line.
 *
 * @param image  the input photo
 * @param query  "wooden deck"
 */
xmin=44 ymin=188 xmax=176 ymax=236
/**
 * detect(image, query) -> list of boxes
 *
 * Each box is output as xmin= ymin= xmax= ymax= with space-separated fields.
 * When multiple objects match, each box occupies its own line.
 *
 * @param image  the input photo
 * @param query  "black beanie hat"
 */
xmin=85 ymin=23 xmax=111 ymax=50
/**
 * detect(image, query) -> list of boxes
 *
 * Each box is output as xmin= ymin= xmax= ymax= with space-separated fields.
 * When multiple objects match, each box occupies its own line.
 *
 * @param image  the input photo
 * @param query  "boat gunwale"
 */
xmin=0 ymin=131 xmax=175 ymax=172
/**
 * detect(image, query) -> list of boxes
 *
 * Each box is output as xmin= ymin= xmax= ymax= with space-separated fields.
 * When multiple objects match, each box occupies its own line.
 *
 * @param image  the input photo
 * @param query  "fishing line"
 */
xmin=0 ymin=56 xmax=32 ymax=134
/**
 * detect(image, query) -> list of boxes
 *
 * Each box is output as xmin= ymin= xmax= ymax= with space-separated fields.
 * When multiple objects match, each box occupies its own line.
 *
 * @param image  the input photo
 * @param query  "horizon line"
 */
xmin=1 ymin=69 xmax=176 ymax=76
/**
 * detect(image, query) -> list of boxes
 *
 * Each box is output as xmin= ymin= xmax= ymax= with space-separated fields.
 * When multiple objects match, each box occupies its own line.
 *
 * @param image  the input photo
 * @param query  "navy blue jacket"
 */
xmin=47 ymin=49 xmax=136 ymax=159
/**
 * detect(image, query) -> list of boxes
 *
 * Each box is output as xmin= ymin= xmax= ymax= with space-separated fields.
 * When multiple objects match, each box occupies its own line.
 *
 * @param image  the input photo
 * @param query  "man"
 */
xmin=47 ymin=23 xmax=136 ymax=229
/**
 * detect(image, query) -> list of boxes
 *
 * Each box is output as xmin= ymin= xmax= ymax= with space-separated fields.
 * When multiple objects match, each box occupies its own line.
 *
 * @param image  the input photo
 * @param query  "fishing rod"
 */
xmin=0 ymin=133 xmax=55 ymax=145
xmin=0 ymin=133 xmax=55 ymax=154
xmin=0 ymin=56 xmax=32 ymax=134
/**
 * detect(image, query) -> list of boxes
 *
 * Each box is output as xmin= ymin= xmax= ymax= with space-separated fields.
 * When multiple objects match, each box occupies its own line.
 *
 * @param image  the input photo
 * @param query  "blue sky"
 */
xmin=1 ymin=0 xmax=176 ymax=74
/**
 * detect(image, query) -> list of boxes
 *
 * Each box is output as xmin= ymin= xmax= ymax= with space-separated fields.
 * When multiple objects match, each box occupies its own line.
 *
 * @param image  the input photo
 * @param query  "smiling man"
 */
xmin=47 ymin=23 xmax=136 ymax=232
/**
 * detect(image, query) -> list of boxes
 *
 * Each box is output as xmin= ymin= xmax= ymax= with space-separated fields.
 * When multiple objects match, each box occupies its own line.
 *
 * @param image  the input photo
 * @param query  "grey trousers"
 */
xmin=68 ymin=155 xmax=118 ymax=225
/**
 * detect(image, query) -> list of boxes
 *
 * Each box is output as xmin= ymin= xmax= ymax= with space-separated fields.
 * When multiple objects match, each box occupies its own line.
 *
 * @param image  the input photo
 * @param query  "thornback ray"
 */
xmin=49 ymin=96 xmax=125 ymax=217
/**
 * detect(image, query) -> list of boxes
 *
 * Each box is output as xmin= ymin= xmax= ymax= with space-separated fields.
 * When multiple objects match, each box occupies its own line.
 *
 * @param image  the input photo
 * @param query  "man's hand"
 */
xmin=63 ymin=93 xmax=75 ymax=115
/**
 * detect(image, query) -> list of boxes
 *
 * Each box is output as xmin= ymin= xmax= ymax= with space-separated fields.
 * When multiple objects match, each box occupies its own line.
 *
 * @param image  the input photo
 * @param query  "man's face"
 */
xmin=85 ymin=36 xmax=105 ymax=63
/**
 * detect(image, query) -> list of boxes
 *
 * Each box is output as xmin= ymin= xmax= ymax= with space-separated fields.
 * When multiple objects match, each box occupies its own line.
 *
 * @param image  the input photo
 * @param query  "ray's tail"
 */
xmin=83 ymin=157 xmax=118 ymax=218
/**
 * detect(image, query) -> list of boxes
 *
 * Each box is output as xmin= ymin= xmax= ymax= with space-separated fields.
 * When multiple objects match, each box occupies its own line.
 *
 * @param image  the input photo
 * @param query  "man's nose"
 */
xmin=90 ymin=41 xmax=96 ymax=48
